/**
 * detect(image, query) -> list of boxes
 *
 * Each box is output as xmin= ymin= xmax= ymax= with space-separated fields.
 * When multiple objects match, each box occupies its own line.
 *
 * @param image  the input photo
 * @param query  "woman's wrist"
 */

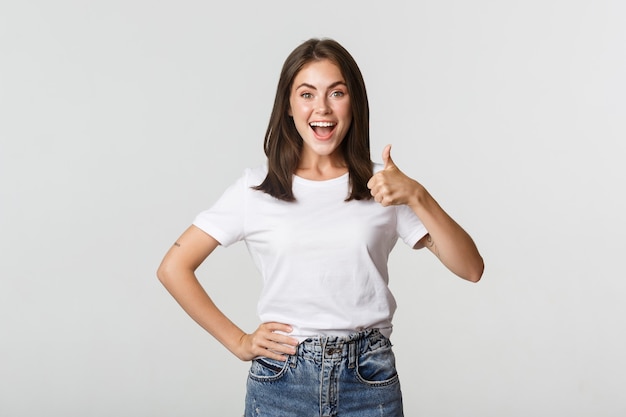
xmin=407 ymin=181 xmax=429 ymax=211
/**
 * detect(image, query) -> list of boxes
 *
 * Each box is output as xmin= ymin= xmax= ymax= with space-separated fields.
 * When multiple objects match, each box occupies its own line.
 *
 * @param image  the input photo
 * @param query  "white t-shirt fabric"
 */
xmin=193 ymin=164 xmax=428 ymax=341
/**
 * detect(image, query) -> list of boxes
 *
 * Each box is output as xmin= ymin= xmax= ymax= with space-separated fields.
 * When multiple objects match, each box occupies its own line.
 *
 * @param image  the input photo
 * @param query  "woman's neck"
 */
xmin=295 ymin=153 xmax=347 ymax=181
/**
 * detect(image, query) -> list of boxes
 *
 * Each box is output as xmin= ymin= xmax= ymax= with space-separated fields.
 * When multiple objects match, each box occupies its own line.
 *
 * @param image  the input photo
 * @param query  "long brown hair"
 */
xmin=253 ymin=38 xmax=372 ymax=202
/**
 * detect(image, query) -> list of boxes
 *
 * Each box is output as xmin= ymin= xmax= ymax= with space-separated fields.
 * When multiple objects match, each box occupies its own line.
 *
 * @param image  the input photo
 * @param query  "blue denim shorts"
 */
xmin=244 ymin=329 xmax=403 ymax=417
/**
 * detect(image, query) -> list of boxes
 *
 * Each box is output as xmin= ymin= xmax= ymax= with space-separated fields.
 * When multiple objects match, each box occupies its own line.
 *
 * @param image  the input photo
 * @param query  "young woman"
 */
xmin=157 ymin=38 xmax=484 ymax=417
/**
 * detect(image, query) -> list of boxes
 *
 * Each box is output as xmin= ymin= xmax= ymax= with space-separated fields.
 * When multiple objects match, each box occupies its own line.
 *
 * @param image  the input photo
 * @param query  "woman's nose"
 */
xmin=315 ymin=97 xmax=330 ymax=114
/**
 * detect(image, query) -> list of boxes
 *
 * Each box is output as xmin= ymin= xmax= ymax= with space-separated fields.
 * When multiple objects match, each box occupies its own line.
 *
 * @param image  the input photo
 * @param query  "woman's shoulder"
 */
xmin=226 ymin=165 xmax=268 ymax=190
xmin=242 ymin=164 xmax=268 ymax=184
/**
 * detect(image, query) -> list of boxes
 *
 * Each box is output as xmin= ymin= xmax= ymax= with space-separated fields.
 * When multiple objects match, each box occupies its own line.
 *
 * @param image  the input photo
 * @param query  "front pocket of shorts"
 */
xmin=248 ymin=357 xmax=290 ymax=382
xmin=355 ymin=346 xmax=399 ymax=387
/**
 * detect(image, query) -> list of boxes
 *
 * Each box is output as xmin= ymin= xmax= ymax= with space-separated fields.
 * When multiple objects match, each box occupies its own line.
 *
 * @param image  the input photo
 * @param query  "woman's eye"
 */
xmin=331 ymin=91 xmax=345 ymax=97
xmin=301 ymin=92 xmax=313 ymax=99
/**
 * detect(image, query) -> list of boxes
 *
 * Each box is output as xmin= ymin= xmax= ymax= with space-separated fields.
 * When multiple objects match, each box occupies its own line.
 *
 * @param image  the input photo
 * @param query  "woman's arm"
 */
xmin=157 ymin=225 xmax=298 ymax=361
xmin=367 ymin=145 xmax=484 ymax=282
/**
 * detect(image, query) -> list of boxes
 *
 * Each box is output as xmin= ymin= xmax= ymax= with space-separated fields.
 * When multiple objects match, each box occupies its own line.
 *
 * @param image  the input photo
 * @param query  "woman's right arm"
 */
xmin=156 ymin=225 xmax=298 ymax=361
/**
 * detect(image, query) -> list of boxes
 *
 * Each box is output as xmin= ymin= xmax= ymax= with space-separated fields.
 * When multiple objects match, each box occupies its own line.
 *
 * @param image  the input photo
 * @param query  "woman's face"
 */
xmin=288 ymin=59 xmax=352 ymax=163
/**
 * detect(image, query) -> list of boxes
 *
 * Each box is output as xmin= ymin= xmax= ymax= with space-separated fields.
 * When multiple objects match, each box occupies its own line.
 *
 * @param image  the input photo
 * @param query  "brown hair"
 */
xmin=253 ymin=38 xmax=372 ymax=202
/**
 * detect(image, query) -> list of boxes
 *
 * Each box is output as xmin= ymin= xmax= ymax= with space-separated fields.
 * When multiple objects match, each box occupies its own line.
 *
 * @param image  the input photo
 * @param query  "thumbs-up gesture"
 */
xmin=367 ymin=144 xmax=422 ymax=207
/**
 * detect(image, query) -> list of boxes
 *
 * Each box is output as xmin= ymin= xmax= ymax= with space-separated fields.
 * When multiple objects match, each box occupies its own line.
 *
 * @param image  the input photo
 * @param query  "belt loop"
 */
xmin=289 ymin=350 xmax=297 ymax=368
xmin=348 ymin=340 xmax=356 ymax=369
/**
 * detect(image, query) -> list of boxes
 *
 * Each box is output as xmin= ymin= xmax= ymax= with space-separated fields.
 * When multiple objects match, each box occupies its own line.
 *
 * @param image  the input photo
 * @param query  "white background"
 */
xmin=1 ymin=1 xmax=625 ymax=416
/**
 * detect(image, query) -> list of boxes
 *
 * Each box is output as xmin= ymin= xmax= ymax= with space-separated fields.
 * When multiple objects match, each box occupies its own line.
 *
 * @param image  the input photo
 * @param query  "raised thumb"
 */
xmin=382 ymin=144 xmax=395 ymax=169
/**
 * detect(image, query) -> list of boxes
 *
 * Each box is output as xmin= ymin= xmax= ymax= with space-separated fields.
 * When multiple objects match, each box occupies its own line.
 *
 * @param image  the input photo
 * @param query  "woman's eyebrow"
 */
xmin=294 ymin=81 xmax=347 ymax=90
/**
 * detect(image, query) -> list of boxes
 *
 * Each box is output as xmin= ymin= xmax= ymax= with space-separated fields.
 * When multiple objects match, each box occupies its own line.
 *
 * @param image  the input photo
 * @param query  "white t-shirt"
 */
xmin=193 ymin=164 xmax=428 ymax=340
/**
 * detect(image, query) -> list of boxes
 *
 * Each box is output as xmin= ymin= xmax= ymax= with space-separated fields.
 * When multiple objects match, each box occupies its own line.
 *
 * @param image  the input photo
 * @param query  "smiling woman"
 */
xmin=157 ymin=37 xmax=483 ymax=417
xmin=289 ymin=59 xmax=353 ymax=179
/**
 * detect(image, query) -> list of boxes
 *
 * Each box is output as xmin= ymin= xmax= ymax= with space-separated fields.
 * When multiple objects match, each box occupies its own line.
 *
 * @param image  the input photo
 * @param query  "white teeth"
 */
xmin=309 ymin=122 xmax=335 ymax=127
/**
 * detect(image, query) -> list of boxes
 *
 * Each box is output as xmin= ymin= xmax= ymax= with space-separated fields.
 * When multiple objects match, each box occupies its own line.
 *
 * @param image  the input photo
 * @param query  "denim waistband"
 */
xmin=291 ymin=328 xmax=392 ymax=368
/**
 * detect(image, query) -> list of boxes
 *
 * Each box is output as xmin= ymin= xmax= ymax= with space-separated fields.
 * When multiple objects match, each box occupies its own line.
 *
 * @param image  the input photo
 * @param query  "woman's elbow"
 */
xmin=156 ymin=262 xmax=173 ymax=286
xmin=465 ymin=258 xmax=484 ymax=283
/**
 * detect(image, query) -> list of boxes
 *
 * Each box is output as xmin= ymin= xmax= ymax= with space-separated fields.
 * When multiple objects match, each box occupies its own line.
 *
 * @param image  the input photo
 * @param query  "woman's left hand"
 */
xmin=367 ymin=144 xmax=423 ymax=208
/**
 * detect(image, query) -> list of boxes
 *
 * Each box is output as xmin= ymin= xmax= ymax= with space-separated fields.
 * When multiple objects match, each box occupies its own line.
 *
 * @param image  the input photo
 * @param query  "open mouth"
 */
xmin=309 ymin=121 xmax=336 ymax=139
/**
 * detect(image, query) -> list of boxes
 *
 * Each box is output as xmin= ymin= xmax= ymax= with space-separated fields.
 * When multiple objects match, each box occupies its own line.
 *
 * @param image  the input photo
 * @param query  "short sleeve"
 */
xmin=192 ymin=171 xmax=249 ymax=247
xmin=395 ymin=204 xmax=428 ymax=248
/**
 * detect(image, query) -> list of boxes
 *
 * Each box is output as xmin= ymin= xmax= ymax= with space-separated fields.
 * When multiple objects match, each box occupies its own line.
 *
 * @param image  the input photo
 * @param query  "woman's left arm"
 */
xmin=367 ymin=145 xmax=484 ymax=282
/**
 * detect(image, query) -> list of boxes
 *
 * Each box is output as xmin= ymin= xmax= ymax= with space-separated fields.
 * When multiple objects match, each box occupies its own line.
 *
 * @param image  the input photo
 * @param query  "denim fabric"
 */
xmin=244 ymin=329 xmax=403 ymax=417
